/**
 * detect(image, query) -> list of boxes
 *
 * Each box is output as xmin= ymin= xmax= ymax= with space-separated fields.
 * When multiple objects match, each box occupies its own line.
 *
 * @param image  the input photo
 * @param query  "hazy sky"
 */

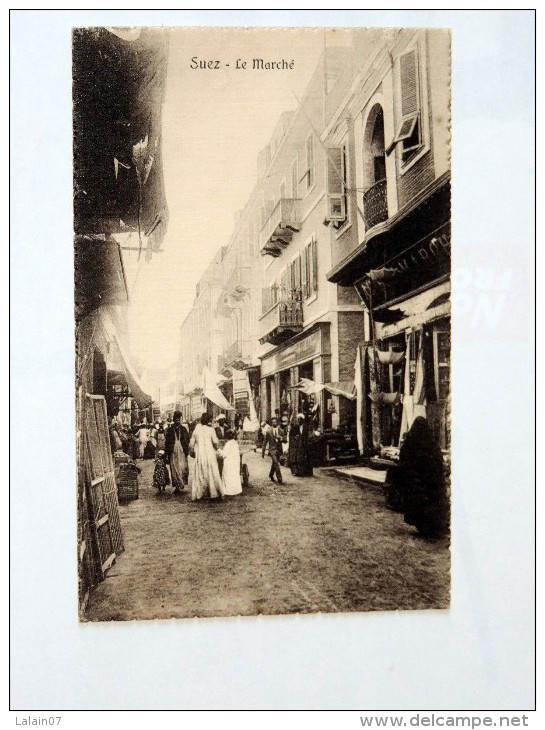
xmin=124 ymin=27 xmax=352 ymax=369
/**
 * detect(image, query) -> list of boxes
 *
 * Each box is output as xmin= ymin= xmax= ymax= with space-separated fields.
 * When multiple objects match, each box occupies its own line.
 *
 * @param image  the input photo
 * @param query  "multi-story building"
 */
xmin=178 ymin=246 xmax=233 ymax=421
xmin=257 ymin=47 xmax=367 ymax=432
xmin=214 ymin=203 xmax=263 ymax=425
xmin=325 ymin=29 xmax=451 ymax=452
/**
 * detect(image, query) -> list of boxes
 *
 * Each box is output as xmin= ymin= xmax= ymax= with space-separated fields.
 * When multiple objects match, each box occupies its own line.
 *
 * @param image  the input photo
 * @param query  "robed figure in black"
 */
xmin=397 ymin=416 xmax=449 ymax=538
xmin=288 ymin=413 xmax=313 ymax=477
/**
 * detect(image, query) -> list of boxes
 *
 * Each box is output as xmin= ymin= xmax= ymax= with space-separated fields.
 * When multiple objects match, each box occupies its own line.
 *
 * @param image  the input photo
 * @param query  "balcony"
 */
xmin=218 ymin=339 xmax=255 ymax=374
xmin=259 ymin=293 xmax=303 ymax=346
xmin=224 ymin=259 xmax=252 ymax=298
xmin=363 ymin=179 xmax=388 ymax=230
xmin=260 ymin=198 xmax=302 ymax=257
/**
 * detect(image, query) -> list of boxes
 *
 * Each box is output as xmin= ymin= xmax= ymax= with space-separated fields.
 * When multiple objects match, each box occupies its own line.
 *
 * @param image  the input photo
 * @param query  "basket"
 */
xmin=114 ymin=450 xmax=130 ymax=466
xmin=117 ymin=463 xmax=140 ymax=501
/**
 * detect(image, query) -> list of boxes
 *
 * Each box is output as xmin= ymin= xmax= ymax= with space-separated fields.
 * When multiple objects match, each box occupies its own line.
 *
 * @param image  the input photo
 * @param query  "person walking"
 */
xmin=288 ymin=413 xmax=313 ymax=477
xmin=188 ymin=412 xmax=225 ymax=501
xmin=136 ymin=423 xmax=149 ymax=459
xmin=165 ymin=410 xmax=190 ymax=494
xmin=221 ymin=430 xmax=243 ymax=496
xmin=156 ymin=422 xmax=166 ymax=452
xmin=261 ymin=416 xmax=285 ymax=484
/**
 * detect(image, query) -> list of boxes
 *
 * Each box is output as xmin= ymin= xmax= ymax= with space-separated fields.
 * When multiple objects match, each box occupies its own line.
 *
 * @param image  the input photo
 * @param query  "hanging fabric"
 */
xmin=368 ymin=392 xmax=401 ymax=405
xmin=399 ymin=331 xmax=414 ymax=444
xmin=376 ymin=349 xmax=405 ymax=365
xmin=354 ymin=345 xmax=364 ymax=454
xmin=412 ymin=331 xmax=427 ymax=419
xmin=367 ymin=347 xmax=382 ymax=449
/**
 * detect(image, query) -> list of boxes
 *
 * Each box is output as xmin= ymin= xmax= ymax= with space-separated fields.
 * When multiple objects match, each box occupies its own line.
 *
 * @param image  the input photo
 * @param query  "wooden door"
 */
xmin=83 ymin=394 xmax=124 ymax=578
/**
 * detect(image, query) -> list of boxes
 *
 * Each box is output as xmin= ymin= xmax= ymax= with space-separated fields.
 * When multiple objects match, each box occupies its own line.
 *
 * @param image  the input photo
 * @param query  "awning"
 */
xmin=323 ymin=381 xmax=356 ymax=400
xmin=202 ymin=367 xmax=234 ymax=411
xmin=75 ymin=236 xmax=129 ymax=321
xmin=296 ymin=378 xmax=357 ymax=400
xmin=99 ymin=310 xmax=153 ymax=407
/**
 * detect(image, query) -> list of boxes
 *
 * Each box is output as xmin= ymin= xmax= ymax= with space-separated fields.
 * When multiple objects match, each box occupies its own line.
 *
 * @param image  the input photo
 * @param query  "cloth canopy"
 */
xmin=202 ymin=366 xmax=234 ymax=411
xmin=296 ymin=378 xmax=357 ymax=400
xmin=100 ymin=310 xmax=152 ymax=407
xmin=323 ymin=381 xmax=356 ymax=400
xmin=376 ymin=350 xmax=405 ymax=365
xmin=296 ymin=378 xmax=324 ymax=396
xmin=368 ymin=391 xmax=401 ymax=405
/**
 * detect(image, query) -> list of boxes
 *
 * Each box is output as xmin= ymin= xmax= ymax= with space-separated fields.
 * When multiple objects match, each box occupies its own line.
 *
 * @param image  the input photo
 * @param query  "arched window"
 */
xmin=362 ymin=104 xmax=388 ymax=230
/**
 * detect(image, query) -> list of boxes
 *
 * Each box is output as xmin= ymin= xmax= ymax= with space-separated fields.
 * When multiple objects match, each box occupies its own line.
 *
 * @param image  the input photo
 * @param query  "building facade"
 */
xmin=325 ymin=29 xmax=451 ymax=452
xmin=257 ymin=47 xmax=366 ymax=432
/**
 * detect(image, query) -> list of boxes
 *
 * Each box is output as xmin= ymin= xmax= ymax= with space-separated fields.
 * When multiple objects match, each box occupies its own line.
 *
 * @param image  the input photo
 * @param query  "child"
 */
xmin=221 ymin=431 xmax=242 ymax=496
xmin=153 ymin=449 xmax=171 ymax=494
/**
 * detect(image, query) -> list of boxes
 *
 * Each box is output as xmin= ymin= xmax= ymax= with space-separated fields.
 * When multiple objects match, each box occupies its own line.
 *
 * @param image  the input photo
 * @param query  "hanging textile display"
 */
xmin=367 ymin=346 xmax=383 ymax=450
xmin=399 ymin=329 xmax=427 ymax=443
xmin=368 ymin=392 xmax=401 ymax=405
xmin=399 ymin=332 xmax=414 ymax=444
xmin=376 ymin=350 xmax=405 ymax=365
xmin=246 ymin=371 xmax=260 ymax=431
xmin=354 ymin=345 xmax=364 ymax=454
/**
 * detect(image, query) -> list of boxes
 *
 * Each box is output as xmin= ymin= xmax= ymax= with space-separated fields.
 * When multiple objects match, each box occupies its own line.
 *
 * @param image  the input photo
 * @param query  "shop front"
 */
xmin=327 ymin=173 xmax=451 ymax=455
xmin=260 ymin=323 xmax=332 ymax=430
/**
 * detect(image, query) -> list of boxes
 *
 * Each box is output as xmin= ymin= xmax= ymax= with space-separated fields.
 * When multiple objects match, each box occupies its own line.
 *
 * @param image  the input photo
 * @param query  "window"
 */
xmin=291 ymin=158 xmax=298 ymax=198
xmin=326 ymin=145 xmax=348 ymax=226
xmin=304 ymin=134 xmax=315 ymax=190
xmin=393 ymin=44 xmax=426 ymax=164
xmin=302 ymin=237 xmax=318 ymax=299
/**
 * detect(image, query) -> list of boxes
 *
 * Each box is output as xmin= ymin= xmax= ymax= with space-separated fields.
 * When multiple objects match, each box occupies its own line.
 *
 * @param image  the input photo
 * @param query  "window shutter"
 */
xmin=306 ymin=134 xmax=315 ymax=189
xmin=400 ymin=49 xmax=419 ymax=117
xmin=311 ymin=238 xmax=318 ymax=292
xmin=291 ymin=158 xmax=298 ymax=198
xmin=280 ymin=268 xmax=288 ymax=299
xmin=295 ymin=255 xmax=302 ymax=295
xmin=326 ymin=148 xmax=343 ymax=196
xmin=301 ymin=246 xmax=308 ymax=299
xmin=325 ymin=147 xmax=346 ymax=222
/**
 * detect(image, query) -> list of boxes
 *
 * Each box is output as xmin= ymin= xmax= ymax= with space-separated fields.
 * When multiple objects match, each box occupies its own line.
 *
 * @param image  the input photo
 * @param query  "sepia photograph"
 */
xmin=74 ymin=26 xmax=452 ymax=622
xmin=11 ymin=7 xmax=536 ymax=713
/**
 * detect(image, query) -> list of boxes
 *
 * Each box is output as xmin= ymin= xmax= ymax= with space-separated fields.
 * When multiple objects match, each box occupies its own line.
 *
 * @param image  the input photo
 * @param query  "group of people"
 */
xmin=153 ymin=411 xmax=243 ymax=501
xmin=258 ymin=412 xmax=314 ymax=485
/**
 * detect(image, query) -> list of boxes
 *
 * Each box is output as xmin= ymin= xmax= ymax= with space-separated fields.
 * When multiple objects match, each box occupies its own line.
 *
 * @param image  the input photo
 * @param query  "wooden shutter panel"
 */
xmin=400 ymin=49 xmax=419 ymax=116
xmin=280 ymin=268 xmax=288 ymax=299
xmin=326 ymin=148 xmax=343 ymax=196
xmin=311 ymin=238 xmax=318 ymax=292
xmin=301 ymin=246 xmax=308 ymax=299
xmin=295 ymin=255 xmax=302 ymax=291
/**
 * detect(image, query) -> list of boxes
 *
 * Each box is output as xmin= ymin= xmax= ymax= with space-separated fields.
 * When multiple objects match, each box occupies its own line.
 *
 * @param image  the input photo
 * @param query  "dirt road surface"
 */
xmin=84 ymin=451 xmax=450 ymax=621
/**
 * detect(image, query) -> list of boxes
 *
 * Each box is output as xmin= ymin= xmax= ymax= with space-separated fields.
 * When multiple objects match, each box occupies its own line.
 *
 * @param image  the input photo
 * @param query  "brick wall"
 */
xmin=337 ymin=310 xmax=365 ymax=380
xmin=337 ymin=283 xmax=361 ymax=306
xmin=396 ymin=149 xmax=435 ymax=209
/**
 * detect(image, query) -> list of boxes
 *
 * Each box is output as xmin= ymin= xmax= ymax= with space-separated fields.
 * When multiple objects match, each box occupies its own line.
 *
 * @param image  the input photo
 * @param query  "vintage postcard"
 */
xmin=74 ymin=26 xmax=451 ymax=621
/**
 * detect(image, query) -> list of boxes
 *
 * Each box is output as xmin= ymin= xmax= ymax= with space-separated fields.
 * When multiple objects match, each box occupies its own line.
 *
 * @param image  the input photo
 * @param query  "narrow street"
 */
xmin=85 ymin=452 xmax=450 ymax=621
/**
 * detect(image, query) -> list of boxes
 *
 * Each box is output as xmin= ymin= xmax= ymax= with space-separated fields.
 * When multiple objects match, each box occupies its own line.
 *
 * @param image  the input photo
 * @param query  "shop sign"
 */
xmin=261 ymin=329 xmax=324 ymax=376
xmin=356 ymin=223 xmax=450 ymax=310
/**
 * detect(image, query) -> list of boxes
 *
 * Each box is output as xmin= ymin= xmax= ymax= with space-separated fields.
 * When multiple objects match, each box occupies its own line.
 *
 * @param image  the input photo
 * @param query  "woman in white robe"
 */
xmin=221 ymin=432 xmax=242 ymax=496
xmin=189 ymin=412 xmax=225 ymax=501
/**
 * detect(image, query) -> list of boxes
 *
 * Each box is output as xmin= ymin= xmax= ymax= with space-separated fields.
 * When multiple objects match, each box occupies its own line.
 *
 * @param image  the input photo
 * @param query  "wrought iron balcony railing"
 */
xmin=362 ymin=179 xmax=388 ymax=230
xmin=259 ymin=290 xmax=303 ymax=345
xmin=260 ymin=198 xmax=302 ymax=256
